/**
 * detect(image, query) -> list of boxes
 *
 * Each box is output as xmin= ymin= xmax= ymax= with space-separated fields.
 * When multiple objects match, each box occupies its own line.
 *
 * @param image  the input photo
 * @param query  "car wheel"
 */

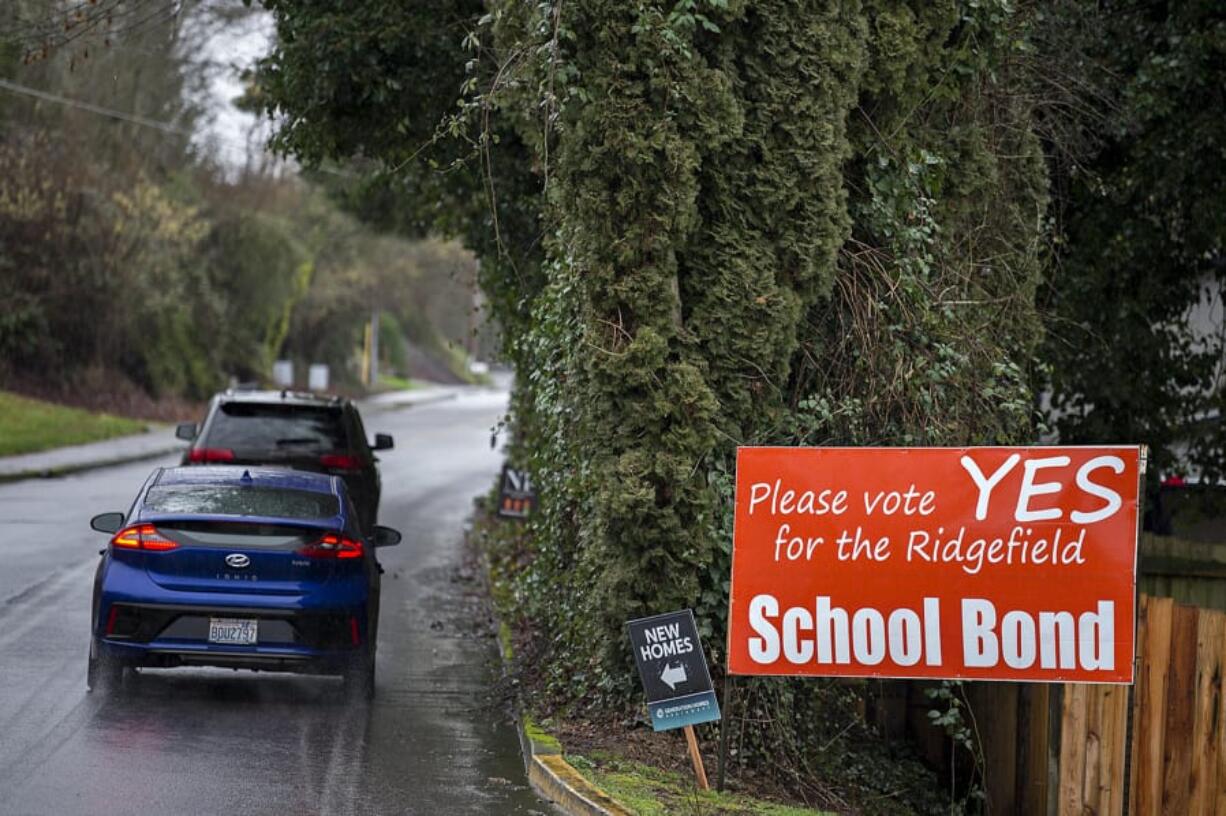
xmin=86 ymin=638 xmax=123 ymax=693
xmin=343 ymin=646 xmax=375 ymax=701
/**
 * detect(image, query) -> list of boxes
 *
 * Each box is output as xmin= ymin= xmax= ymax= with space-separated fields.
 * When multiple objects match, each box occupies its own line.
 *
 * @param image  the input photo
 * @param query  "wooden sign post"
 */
xmin=683 ymin=724 xmax=709 ymax=790
xmin=627 ymin=610 xmax=721 ymax=791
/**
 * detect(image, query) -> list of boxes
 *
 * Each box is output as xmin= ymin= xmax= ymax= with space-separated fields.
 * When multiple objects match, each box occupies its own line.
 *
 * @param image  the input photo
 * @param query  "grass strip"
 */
xmin=567 ymin=753 xmax=834 ymax=816
xmin=375 ymin=374 xmax=419 ymax=391
xmin=0 ymin=391 xmax=145 ymax=457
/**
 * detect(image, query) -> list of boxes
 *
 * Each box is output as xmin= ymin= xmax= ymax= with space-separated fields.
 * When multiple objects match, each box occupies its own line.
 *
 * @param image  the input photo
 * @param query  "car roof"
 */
xmin=155 ymin=465 xmax=341 ymax=495
xmin=215 ymin=389 xmax=347 ymax=408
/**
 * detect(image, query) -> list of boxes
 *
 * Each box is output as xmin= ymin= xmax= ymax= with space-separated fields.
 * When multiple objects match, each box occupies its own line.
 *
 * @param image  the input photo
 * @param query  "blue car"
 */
xmin=87 ymin=466 xmax=400 ymax=698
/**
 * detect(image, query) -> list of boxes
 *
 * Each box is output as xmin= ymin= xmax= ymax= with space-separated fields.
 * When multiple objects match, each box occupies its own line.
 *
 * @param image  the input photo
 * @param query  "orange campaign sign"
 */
xmin=727 ymin=447 xmax=1142 ymax=684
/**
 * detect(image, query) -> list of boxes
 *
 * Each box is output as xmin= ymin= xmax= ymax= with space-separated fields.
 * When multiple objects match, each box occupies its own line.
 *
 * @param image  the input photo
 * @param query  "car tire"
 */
xmin=86 ymin=638 xmax=123 ymax=693
xmin=343 ymin=646 xmax=375 ymax=701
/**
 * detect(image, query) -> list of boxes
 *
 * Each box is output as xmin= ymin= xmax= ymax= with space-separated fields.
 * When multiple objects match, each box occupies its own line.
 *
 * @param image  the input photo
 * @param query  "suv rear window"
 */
xmin=145 ymin=485 xmax=339 ymax=519
xmin=205 ymin=403 xmax=348 ymax=451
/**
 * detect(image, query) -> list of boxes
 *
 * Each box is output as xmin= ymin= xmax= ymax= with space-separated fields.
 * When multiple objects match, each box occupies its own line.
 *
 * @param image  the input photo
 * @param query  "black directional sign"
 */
xmin=497 ymin=465 xmax=536 ymax=519
xmin=627 ymin=609 xmax=720 ymax=732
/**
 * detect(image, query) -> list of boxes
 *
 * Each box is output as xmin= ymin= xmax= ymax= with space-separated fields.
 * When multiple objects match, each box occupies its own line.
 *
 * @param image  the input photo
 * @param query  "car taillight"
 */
xmin=111 ymin=524 xmax=178 ymax=552
xmin=299 ymin=532 xmax=364 ymax=559
xmin=188 ymin=447 xmax=235 ymax=463
xmin=320 ymin=453 xmax=361 ymax=470
xmin=1161 ymin=475 xmax=1186 ymax=487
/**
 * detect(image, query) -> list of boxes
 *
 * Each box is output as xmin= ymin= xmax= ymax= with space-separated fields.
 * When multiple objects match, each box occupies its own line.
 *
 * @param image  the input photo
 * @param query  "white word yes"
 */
xmin=959 ymin=454 xmax=1125 ymax=524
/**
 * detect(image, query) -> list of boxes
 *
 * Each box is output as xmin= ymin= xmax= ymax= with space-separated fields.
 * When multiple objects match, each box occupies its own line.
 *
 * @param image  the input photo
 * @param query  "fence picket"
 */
xmin=1128 ymin=595 xmax=1148 ymax=814
xmin=1133 ymin=596 xmax=1174 ymax=815
xmin=1083 ymin=685 xmax=1102 ymax=813
xmin=1190 ymin=609 xmax=1225 ymax=815
xmin=1060 ymin=682 xmax=1087 ymax=815
xmin=1100 ymin=684 xmax=1128 ymax=816
xmin=1219 ymin=614 xmax=1226 ymax=816
xmin=1162 ymin=605 xmax=1199 ymax=813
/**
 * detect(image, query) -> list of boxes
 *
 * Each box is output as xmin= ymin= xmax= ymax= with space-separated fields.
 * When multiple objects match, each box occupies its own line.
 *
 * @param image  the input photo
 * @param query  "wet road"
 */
xmin=0 ymin=387 xmax=548 ymax=815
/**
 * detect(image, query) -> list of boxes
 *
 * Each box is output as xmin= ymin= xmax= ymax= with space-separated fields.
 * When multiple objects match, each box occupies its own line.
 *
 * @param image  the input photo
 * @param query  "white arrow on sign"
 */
xmin=660 ymin=662 xmax=687 ymax=690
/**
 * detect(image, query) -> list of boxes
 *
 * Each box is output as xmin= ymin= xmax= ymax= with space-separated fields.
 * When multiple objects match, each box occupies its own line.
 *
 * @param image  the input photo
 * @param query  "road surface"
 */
xmin=0 ymin=387 xmax=548 ymax=815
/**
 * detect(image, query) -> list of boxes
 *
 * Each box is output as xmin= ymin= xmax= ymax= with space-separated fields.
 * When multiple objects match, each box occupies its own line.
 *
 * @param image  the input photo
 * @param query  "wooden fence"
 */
xmin=863 ymin=592 xmax=1226 ymax=814
xmin=1056 ymin=595 xmax=1226 ymax=816
xmin=1138 ymin=534 xmax=1226 ymax=612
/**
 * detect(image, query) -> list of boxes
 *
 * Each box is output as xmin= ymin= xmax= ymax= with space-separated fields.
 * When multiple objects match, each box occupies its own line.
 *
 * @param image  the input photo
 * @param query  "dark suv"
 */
xmin=177 ymin=390 xmax=392 ymax=532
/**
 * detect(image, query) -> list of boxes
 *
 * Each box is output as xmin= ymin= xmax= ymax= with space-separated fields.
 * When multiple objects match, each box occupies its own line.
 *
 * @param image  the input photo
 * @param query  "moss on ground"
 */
xmin=497 ymin=620 xmax=514 ymax=661
xmin=523 ymin=716 xmax=563 ymax=755
xmin=0 ymin=391 xmax=146 ymax=457
xmin=567 ymin=753 xmax=833 ymax=816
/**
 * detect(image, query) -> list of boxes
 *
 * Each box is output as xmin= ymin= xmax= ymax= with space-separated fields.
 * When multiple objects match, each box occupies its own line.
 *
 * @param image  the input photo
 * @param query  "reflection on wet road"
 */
xmin=0 ymin=387 xmax=547 ymax=815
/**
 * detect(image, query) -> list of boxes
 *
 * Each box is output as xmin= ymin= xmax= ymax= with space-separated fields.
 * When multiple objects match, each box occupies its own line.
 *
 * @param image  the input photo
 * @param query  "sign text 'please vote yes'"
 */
xmin=726 ymin=447 xmax=1141 ymax=683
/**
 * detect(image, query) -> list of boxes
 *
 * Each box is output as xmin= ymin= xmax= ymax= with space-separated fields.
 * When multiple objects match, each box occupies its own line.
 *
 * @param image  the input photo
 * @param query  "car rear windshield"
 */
xmin=205 ymin=403 xmax=348 ymax=451
xmin=144 ymin=485 xmax=339 ymax=519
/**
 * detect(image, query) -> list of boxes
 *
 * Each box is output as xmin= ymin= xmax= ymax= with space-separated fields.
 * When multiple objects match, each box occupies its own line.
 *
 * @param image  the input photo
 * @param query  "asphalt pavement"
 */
xmin=0 ymin=385 xmax=548 ymax=815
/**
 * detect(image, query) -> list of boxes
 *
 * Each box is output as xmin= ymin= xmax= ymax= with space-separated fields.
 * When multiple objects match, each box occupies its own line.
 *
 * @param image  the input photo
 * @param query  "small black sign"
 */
xmin=627 ymin=609 xmax=720 ymax=731
xmin=497 ymin=465 xmax=536 ymax=519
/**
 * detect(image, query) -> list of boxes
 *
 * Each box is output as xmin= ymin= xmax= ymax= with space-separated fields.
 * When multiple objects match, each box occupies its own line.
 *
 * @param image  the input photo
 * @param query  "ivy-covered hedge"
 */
xmin=483 ymin=2 xmax=1047 ymax=809
xmin=490 ymin=0 xmax=1046 ymax=691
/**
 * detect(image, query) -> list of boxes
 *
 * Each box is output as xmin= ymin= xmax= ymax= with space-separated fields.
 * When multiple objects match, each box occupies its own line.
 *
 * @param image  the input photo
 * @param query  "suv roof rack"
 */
xmin=219 ymin=388 xmax=343 ymax=405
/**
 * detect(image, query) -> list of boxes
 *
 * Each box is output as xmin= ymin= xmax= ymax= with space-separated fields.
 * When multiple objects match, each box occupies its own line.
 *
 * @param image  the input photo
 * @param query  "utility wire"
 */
xmin=0 ymin=76 xmax=197 ymax=138
xmin=0 ymin=76 xmax=353 ymax=177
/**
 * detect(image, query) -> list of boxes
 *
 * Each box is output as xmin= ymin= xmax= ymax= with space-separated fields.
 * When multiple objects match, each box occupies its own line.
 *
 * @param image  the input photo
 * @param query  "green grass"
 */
xmin=375 ymin=374 xmax=418 ymax=391
xmin=567 ymin=753 xmax=833 ymax=816
xmin=523 ymin=716 xmax=563 ymax=754
xmin=497 ymin=620 xmax=515 ymax=661
xmin=0 ymin=391 xmax=146 ymax=457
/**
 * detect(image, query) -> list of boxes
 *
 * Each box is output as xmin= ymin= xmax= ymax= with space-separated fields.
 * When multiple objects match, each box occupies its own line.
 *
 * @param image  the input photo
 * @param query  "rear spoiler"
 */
xmin=134 ymin=512 xmax=345 ymax=532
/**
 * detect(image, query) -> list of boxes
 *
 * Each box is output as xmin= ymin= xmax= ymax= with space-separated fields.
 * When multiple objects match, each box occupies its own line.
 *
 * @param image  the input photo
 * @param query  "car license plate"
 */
xmin=208 ymin=617 xmax=258 ymax=645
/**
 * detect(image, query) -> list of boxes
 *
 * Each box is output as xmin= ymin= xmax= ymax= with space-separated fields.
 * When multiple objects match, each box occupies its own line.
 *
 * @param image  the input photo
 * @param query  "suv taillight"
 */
xmin=299 ymin=532 xmax=363 ymax=560
xmin=111 ymin=524 xmax=178 ymax=552
xmin=188 ymin=447 xmax=235 ymax=463
xmin=320 ymin=453 xmax=361 ymax=470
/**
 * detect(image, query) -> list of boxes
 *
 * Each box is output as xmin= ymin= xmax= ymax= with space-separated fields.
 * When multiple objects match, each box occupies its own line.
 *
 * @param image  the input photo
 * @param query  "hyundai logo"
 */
xmin=224 ymin=553 xmax=251 ymax=569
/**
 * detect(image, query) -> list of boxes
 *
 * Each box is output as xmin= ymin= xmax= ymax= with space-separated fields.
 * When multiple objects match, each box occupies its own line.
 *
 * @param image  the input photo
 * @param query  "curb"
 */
xmin=483 ymin=574 xmax=632 ymax=815
xmin=527 ymin=750 xmax=634 ymax=816
xmin=360 ymin=389 xmax=460 ymax=414
xmin=0 ymin=442 xmax=184 ymax=484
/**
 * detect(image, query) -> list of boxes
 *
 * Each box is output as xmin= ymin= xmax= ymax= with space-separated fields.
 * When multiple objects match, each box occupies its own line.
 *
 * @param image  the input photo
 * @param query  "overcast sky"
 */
xmin=190 ymin=4 xmax=278 ymax=172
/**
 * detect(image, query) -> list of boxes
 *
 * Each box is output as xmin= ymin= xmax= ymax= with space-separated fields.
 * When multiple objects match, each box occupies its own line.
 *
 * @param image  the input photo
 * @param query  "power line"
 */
xmin=0 ymin=76 xmax=198 ymax=138
xmin=0 ymin=76 xmax=353 ymax=177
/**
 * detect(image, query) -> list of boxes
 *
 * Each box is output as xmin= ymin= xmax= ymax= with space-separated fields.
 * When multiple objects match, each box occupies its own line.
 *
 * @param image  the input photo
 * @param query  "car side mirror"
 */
xmin=372 ymin=433 xmax=394 ymax=451
xmin=90 ymin=512 xmax=126 ymax=535
xmin=175 ymin=422 xmax=198 ymax=441
xmin=371 ymin=526 xmax=401 ymax=548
